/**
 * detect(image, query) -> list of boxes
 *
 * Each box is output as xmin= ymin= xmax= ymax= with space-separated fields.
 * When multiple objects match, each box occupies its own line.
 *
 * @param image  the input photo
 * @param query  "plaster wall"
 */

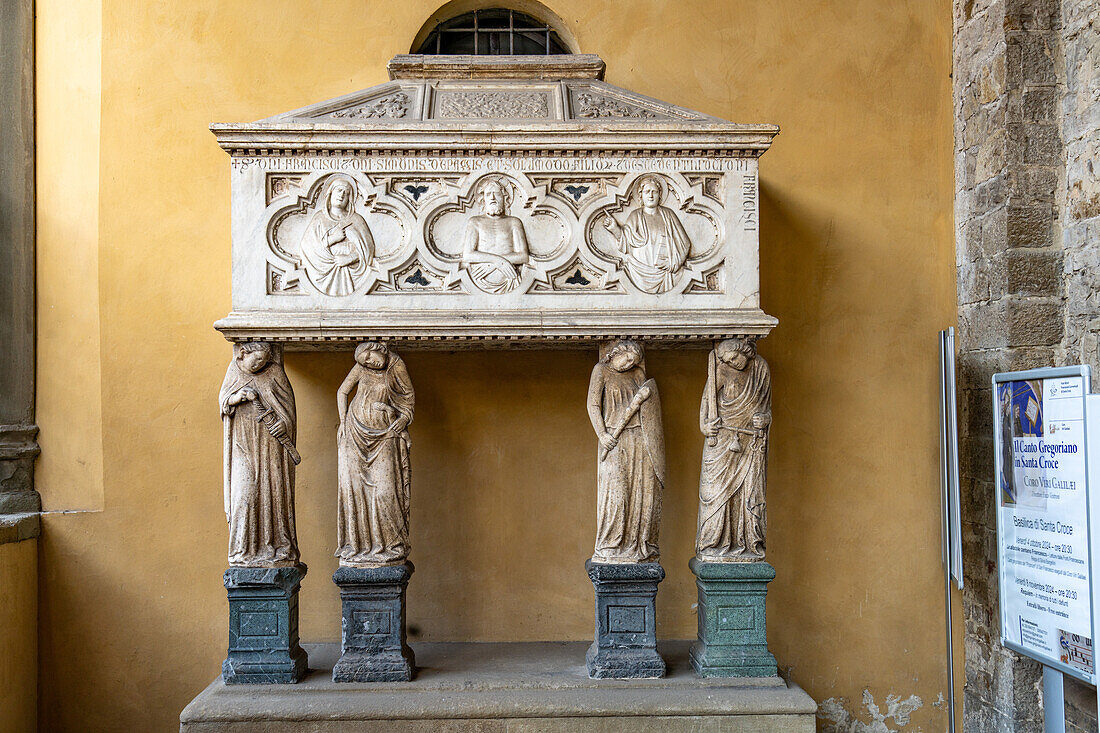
xmin=0 ymin=539 xmax=37 ymax=733
xmin=34 ymin=1 xmax=959 ymax=730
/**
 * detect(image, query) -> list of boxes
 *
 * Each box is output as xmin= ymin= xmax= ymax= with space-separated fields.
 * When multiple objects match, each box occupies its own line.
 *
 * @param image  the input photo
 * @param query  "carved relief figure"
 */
xmin=461 ymin=175 xmax=529 ymax=294
xmin=336 ymin=342 xmax=415 ymax=567
xmin=696 ymin=338 xmax=771 ymax=561
xmin=300 ymin=176 xmax=374 ymax=296
xmin=602 ymin=175 xmax=691 ymax=294
xmin=587 ymin=340 xmax=666 ymax=563
xmin=220 ymin=342 xmax=302 ymax=567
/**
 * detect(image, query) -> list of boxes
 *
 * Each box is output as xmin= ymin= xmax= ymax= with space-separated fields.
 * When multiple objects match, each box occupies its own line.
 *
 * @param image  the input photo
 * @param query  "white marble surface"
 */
xmin=212 ymin=56 xmax=778 ymax=347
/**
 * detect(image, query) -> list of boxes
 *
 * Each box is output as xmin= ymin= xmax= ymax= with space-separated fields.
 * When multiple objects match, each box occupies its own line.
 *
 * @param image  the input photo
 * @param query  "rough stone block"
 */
xmin=223 ymin=565 xmax=308 ymax=684
xmin=1020 ymin=87 xmax=1056 ymax=123
xmin=0 ymin=425 xmax=40 ymax=513
xmin=1005 ymin=296 xmax=1063 ymax=345
xmin=332 ymin=563 xmax=415 ymax=683
xmin=1005 ymin=0 xmax=1061 ymax=31
xmin=1003 ymin=248 xmax=1062 ymax=295
xmin=585 ymin=560 xmax=665 ymax=679
xmin=1006 ymin=204 xmax=1053 ymax=247
xmin=1022 ymin=123 xmax=1061 ymax=165
xmin=1010 ymin=166 xmax=1057 ymax=202
xmin=689 ymin=558 xmax=778 ymax=678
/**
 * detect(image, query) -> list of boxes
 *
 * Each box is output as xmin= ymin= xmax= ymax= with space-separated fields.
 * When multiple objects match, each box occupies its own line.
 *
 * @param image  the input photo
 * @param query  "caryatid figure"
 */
xmin=601 ymin=174 xmax=691 ymax=294
xmin=300 ymin=175 xmax=374 ymax=296
xmin=220 ymin=342 xmax=302 ymax=567
xmin=696 ymin=337 xmax=772 ymax=561
xmin=587 ymin=339 xmax=666 ymax=563
xmin=335 ymin=341 xmax=415 ymax=567
xmin=460 ymin=175 xmax=530 ymax=294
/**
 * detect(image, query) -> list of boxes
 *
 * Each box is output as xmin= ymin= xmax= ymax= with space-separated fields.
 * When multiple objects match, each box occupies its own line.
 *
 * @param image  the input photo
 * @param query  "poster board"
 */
xmin=994 ymin=366 xmax=1097 ymax=684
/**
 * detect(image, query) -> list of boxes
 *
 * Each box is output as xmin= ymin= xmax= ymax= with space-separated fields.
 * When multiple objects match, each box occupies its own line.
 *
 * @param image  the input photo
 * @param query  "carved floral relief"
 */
xmin=259 ymin=168 xmax=728 ymax=299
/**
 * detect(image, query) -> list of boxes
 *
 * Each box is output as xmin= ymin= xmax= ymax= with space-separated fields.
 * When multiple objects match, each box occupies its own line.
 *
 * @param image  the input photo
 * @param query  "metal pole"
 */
xmin=939 ymin=330 xmax=958 ymax=732
xmin=1042 ymin=665 xmax=1066 ymax=733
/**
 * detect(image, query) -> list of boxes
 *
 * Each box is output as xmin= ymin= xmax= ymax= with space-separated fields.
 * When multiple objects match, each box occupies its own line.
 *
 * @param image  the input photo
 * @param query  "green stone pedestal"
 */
xmin=689 ymin=558 xmax=778 ymax=678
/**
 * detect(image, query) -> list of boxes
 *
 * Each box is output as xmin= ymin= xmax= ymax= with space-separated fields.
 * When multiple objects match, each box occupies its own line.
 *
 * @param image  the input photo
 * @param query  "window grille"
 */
xmin=416 ymin=9 xmax=570 ymax=55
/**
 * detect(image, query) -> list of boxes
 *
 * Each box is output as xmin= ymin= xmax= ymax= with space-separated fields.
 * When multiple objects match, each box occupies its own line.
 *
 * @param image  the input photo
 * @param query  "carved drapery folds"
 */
xmin=336 ymin=342 xmax=415 ymax=567
xmin=588 ymin=340 xmax=665 ymax=564
xmin=696 ymin=338 xmax=771 ymax=561
xmin=212 ymin=56 xmax=781 ymax=685
xmin=220 ymin=342 xmax=301 ymax=567
xmin=258 ymin=167 xmax=723 ymax=300
xmin=212 ymin=55 xmax=777 ymax=346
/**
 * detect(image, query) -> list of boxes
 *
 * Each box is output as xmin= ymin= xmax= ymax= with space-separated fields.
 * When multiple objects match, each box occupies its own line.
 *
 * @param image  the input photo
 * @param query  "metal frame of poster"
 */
xmin=994 ymin=365 xmax=1097 ymax=685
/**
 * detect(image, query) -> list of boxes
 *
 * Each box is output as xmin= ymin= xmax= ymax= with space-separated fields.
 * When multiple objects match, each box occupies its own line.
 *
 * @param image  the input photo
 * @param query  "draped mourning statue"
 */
xmin=587 ymin=339 xmax=666 ymax=563
xmin=335 ymin=341 xmax=415 ymax=567
xmin=601 ymin=174 xmax=691 ymax=294
xmin=696 ymin=337 xmax=772 ymax=561
xmin=460 ymin=175 xmax=529 ymax=294
xmin=300 ymin=176 xmax=374 ymax=296
xmin=220 ymin=342 xmax=302 ymax=567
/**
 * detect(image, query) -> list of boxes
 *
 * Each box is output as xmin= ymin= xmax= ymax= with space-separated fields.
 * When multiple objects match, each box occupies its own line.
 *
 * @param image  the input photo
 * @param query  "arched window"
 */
xmin=416 ymin=8 xmax=571 ymax=55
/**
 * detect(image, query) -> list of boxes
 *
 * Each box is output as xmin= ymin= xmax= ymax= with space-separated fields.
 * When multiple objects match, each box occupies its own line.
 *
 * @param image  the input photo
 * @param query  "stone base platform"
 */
xmin=181 ymin=641 xmax=816 ymax=732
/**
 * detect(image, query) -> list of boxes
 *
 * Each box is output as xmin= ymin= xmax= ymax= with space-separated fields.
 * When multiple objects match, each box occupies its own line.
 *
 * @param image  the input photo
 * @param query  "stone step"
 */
xmin=181 ymin=640 xmax=816 ymax=732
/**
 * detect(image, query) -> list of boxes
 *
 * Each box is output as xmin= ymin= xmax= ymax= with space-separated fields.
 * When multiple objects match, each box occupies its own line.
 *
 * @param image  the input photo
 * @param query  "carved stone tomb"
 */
xmin=193 ymin=52 xmax=810 ymax=729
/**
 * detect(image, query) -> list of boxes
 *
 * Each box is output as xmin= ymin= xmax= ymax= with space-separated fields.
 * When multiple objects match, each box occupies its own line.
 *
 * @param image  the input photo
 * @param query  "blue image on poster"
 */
xmin=999 ymin=379 xmax=1043 ymax=506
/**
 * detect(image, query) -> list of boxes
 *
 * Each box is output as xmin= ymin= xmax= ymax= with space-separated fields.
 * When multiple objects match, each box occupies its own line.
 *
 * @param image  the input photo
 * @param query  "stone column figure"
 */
xmin=587 ymin=339 xmax=665 ymax=563
xmin=219 ymin=341 xmax=308 ymax=684
xmin=220 ymin=341 xmax=302 ymax=567
xmin=690 ymin=336 xmax=777 ymax=678
xmin=333 ymin=341 xmax=416 ymax=682
xmin=585 ymin=339 xmax=666 ymax=679
xmin=696 ymin=337 xmax=771 ymax=561
xmin=335 ymin=341 xmax=414 ymax=567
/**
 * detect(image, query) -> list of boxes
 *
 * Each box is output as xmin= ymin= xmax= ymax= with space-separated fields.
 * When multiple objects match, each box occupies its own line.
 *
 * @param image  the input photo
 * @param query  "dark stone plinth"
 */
xmin=332 ymin=562 xmax=415 ymax=682
xmin=689 ymin=558 xmax=778 ymax=677
xmin=585 ymin=560 xmax=665 ymax=679
xmin=222 ymin=565 xmax=308 ymax=685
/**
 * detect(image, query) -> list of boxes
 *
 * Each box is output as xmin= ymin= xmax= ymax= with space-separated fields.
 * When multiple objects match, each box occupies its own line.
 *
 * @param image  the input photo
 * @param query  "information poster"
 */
xmin=996 ymin=372 xmax=1095 ymax=681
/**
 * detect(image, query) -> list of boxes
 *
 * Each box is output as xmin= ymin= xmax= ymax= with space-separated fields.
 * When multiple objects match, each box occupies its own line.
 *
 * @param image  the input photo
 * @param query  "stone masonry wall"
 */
xmin=955 ymin=0 xmax=1099 ymax=729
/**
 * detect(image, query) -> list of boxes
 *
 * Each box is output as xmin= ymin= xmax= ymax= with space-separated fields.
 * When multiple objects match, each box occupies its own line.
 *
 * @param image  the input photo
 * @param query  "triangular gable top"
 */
xmin=211 ymin=55 xmax=778 ymax=151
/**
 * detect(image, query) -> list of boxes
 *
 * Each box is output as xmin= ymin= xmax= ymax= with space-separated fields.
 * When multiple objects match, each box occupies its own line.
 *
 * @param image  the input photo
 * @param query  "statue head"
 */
xmin=237 ymin=341 xmax=273 ymax=374
xmin=637 ymin=174 xmax=664 ymax=210
xmin=326 ymin=177 xmax=356 ymax=216
xmin=354 ymin=340 xmax=389 ymax=370
xmin=605 ymin=339 xmax=643 ymax=373
xmin=716 ymin=337 xmax=756 ymax=371
xmin=477 ymin=176 xmax=512 ymax=218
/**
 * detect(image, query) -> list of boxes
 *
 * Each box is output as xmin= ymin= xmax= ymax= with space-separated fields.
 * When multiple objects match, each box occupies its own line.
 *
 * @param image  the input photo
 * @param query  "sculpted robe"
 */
xmin=696 ymin=351 xmax=771 ymax=560
xmin=300 ymin=201 xmax=373 ymax=296
xmin=220 ymin=359 xmax=299 ymax=567
xmin=588 ymin=362 xmax=665 ymax=563
xmin=615 ymin=205 xmax=691 ymax=294
xmin=461 ymin=215 xmax=526 ymax=294
xmin=336 ymin=355 xmax=414 ymax=566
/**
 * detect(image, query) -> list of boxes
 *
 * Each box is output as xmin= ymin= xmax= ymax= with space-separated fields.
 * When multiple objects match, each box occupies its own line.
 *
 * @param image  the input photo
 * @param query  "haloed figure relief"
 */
xmin=336 ymin=341 xmax=415 ymax=567
xmin=300 ymin=175 xmax=375 ymax=296
xmin=460 ymin=175 xmax=530 ymax=294
xmin=587 ymin=339 xmax=666 ymax=563
xmin=697 ymin=337 xmax=772 ymax=561
xmin=220 ymin=342 xmax=302 ymax=567
xmin=601 ymin=174 xmax=691 ymax=294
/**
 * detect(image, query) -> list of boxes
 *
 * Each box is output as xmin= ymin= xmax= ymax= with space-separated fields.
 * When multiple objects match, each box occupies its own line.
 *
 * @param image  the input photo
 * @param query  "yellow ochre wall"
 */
xmin=0 ymin=539 xmax=37 ymax=733
xmin=35 ymin=1 xmax=959 ymax=730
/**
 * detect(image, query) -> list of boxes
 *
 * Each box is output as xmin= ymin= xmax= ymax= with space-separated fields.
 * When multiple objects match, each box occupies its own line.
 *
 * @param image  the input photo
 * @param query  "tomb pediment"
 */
xmin=211 ymin=55 xmax=778 ymax=347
